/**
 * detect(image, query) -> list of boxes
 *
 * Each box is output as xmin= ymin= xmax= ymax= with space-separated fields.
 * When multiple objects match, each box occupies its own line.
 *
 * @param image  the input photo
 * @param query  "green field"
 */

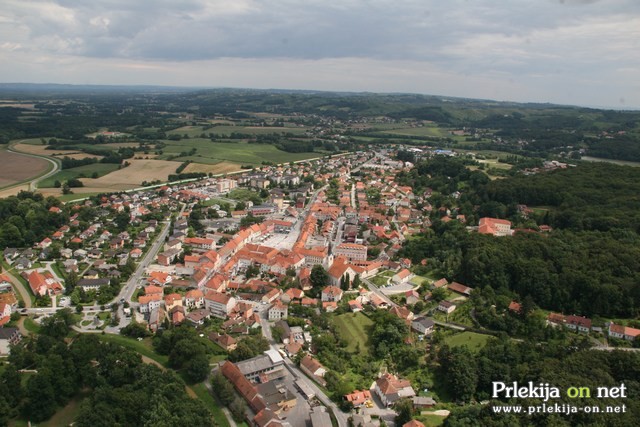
xmin=443 ymin=331 xmax=491 ymax=353
xmin=156 ymin=139 xmax=323 ymax=165
xmin=333 ymin=312 xmax=374 ymax=355
xmin=380 ymin=125 xmax=451 ymax=138
xmin=40 ymin=163 xmax=120 ymax=188
xmin=418 ymin=413 xmax=446 ymax=426
xmin=166 ymin=124 xmax=308 ymax=137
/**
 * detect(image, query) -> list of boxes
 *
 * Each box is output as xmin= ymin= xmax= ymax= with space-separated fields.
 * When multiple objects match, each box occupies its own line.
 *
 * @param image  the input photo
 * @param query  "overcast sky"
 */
xmin=1 ymin=0 xmax=639 ymax=108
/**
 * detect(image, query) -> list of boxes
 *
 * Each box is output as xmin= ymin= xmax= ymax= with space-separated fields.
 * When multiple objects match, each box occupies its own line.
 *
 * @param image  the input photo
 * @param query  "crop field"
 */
xmin=333 ymin=312 xmax=374 ymax=355
xmin=166 ymin=124 xmax=308 ymax=137
xmin=0 ymin=148 xmax=51 ymax=188
xmin=14 ymin=142 xmax=104 ymax=160
xmin=183 ymin=161 xmax=243 ymax=175
xmin=158 ymin=139 xmax=322 ymax=165
xmin=80 ymin=158 xmax=183 ymax=189
xmin=40 ymin=163 xmax=120 ymax=188
xmin=379 ymin=125 xmax=452 ymax=138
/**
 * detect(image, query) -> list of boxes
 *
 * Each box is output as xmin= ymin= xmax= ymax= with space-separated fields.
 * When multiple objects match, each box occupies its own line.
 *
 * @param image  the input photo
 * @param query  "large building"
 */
xmin=333 ymin=243 xmax=368 ymax=262
xmin=478 ymin=217 xmax=512 ymax=236
xmin=204 ymin=291 xmax=237 ymax=318
xmin=235 ymin=349 xmax=286 ymax=383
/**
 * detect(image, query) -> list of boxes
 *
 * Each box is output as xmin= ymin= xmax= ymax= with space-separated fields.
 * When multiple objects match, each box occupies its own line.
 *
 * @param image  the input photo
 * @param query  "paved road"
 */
xmin=3 ymin=267 xmax=32 ymax=308
xmin=258 ymin=309 xmax=348 ymax=427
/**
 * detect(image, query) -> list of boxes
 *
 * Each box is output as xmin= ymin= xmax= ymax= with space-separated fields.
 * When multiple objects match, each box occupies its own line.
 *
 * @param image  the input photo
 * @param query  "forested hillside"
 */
xmin=399 ymin=158 xmax=640 ymax=318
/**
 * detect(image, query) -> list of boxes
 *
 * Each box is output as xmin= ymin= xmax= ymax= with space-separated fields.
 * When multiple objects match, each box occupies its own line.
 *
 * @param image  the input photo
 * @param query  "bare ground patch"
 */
xmin=0 ymin=150 xmax=50 ymax=188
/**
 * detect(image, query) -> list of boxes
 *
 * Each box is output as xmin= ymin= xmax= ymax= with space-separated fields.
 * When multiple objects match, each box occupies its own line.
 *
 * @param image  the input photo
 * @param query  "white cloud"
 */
xmin=0 ymin=0 xmax=638 ymax=107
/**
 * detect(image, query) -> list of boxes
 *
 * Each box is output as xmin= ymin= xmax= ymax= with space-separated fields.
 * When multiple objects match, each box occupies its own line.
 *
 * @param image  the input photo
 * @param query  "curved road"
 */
xmin=7 ymin=140 xmax=60 ymax=191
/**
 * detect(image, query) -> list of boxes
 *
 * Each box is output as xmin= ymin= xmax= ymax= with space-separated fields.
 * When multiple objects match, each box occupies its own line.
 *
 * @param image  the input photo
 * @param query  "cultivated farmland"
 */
xmin=0 ymin=148 xmax=51 ymax=188
xmin=80 ymin=159 xmax=183 ymax=190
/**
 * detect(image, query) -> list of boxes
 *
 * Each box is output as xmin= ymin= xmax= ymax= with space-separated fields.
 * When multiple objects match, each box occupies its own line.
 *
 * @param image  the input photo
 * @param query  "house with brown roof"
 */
xmin=447 ymin=281 xmax=472 ymax=296
xmin=344 ymin=390 xmax=372 ymax=408
xmin=609 ymin=323 xmax=640 ymax=341
xmin=373 ymin=373 xmax=416 ymax=407
xmin=299 ymin=355 xmax=327 ymax=386
xmin=321 ymin=286 xmax=343 ymax=302
xmin=392 ymin=268 xmax=413 ymax=284
xmin=210 ymin=332 xmax=238 ymax=351
xmin=478 ymin=217 xmax=512 ymax=236
xmin=432 ymin=278 xmax=448 ymax=289
xmin=204 ymin=291 xmax=237 ymax=318
xmin=268 ymin=300 xmax=288 ymax=321
xmin=27 ymin=270 xmax=63 ymax=297
xmin=185 ymin=289 xmax=204 ymax=309
xmin=437 ymin=300 xmax=456 ymax=314
xmin=139 ymin=294 xmax=163 ymax=314
xmin=508 ymin=301 xmax=522 ymax=314
xmin=565 ymin=315 xmax=592 ymax=333
xmin=164 ymin=293 xmax=183 ymax=312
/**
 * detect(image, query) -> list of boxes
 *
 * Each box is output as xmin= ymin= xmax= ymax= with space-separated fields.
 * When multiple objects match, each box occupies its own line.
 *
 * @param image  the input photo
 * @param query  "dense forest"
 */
xmin=441 ymin=338 xmax=640 ymax=426
xmin=398 ymin=158 xmax=640 ymax=318
xmin=0 ymin=192 xmax=67 ymax=248
xmin=2 ymin=310 xmax=213 ymax=426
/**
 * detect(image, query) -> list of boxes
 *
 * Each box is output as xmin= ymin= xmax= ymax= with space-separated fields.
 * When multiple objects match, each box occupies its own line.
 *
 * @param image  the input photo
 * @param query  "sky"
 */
xmin=0 ymin=0 xmax=639 ymax=109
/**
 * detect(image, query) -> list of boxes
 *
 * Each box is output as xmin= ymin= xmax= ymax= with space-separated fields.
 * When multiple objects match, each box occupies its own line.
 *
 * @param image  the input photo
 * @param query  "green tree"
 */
xmin=23 ymin=373 xmax=57 ymax=422
xmin=310 ymin=265 xmax=329 ymax=288
xmin=229 ymin=397 xmax=247 ymax=421
xmin=394 ymin=398 xmax=414 ymax=426
xmin=184 ymin=353 xmax=210 ymax=383
xmin=211 ymin=372 xmax=235 ymax=406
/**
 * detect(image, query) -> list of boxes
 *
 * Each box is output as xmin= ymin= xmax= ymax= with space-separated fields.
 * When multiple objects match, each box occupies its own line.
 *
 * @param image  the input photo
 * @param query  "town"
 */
xmin=2 ymin=141 xmax=639 ymax=427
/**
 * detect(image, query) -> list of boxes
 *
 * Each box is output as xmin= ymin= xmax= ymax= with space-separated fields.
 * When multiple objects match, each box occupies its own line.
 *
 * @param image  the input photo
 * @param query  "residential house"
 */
xmin=268 ymin=300 xmax=288 ymax=321
xmin=164 ymin=293 xmax=183 ymax=311
xmin=411 ymin=317 xmax=435 ymax=336
xmin=373 ymin=373 xmax=416 ymax=407
xmin=344 ymin=390 xmax=372 ymax=408
xmin=77 ymin=278 xmax=110 ymax=292
xmin=139 ymin=294 xmax=162 ymax=314
xmin=405 ymin=290 xmax=420 ymax=305
xmin=209 ymin=333 xmax=238 ymax=352
xmin=447 ymin=281 xmax=472 ymax=296
xmin=392 ymin=268 xmax=413 ymax=284
xmin=27 ymin=270 xmax=63 ymax=296
xmin=185 ymin=289 xmax=204 ymax=309
xmin=608 ymin=323 xmax=640 ymax=341
xmin=204 ymin=291 xmax=237 ymax=318
xmin=321 ymin=286 xmax=343 ymax=302
xmin=437 ymin=300 xmax=456 ymax=314
xmin=299 ymin=355 xmax=327 ymax=386
xmin=0 ymin=327 xmax=21 ymax=355
xmin=565 ymin=315 xmax=592 ymax=333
